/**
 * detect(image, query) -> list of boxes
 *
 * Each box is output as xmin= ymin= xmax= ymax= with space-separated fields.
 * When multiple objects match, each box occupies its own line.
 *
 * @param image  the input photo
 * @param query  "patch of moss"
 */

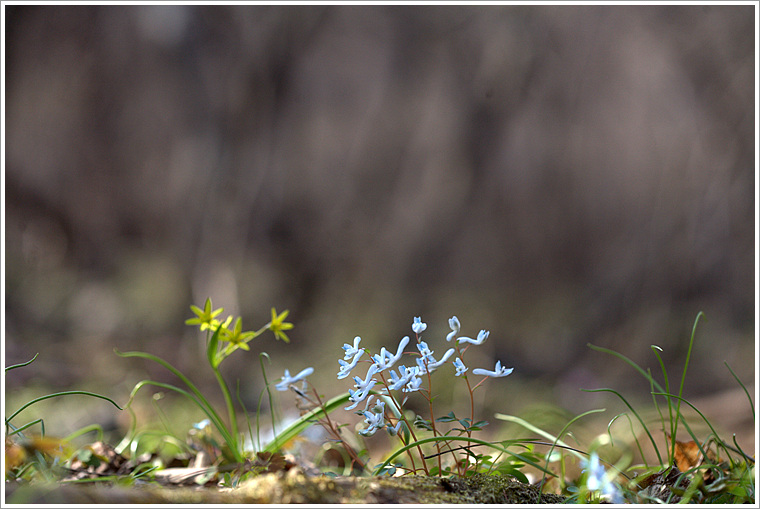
xmin=234 ymin=469 xmax=568 ymax=504
xmin=454 ymin=473 xmax=567 ymax=504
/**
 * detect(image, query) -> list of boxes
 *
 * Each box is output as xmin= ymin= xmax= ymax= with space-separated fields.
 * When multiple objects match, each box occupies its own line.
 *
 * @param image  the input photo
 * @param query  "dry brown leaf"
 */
xmin=673 ymin=439 xmax=702 ymax=473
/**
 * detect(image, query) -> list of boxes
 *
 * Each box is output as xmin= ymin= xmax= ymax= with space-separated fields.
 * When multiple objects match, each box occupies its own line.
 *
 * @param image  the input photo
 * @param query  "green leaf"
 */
xmin=500 ymin=465 xmax=530 ymax=484
xmin=207 ymin=323 xmax=222 ymax=368
xmin=414 ymin=415 xmax=433 ymax=431
xmin=436 ymin=411 xmax=457 ymax=423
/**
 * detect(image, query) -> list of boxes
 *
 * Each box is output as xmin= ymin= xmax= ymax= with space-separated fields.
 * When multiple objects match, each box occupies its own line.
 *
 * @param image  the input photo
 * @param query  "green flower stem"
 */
xmin=418 ymin=362 xmax=443 ymax=474
xmin=204 ymin=323 xmax=242 ymax=447
xmin=211 ymin=365 xmax=239 ymax=451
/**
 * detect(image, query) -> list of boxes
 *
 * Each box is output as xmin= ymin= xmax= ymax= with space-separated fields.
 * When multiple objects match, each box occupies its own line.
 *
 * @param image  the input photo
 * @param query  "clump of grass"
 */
xmin=115 ymin=299 xmax=296 ymax=467
xmin=5 ymin=353 xmax=123 ymax=482
xmin=553 ymin=311 xmax=755 ymax=503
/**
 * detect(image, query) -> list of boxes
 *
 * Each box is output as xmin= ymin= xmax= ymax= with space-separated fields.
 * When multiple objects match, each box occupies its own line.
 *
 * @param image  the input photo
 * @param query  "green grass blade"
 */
xmin=235 ymin=379 xmax=255 ymax=452
xmin=495 ymin=412 xmax=597 ymax=462
xmin=63 ymin=424 xmax=104 ymax=444
xmin=5 ymin=391 xmax=123 ymax=426
xmin=651 ymin=392 xmax=732 ymax=457
xmin=497 ymin=409 xmax=606 ymax=492
xmin=115 ymin=349 xmax=214 ymax=414
xmin=587 ymin=344 xmax=665 ymax=393
xmin=5 ymin=353 xmax=39 ymax=372
xmin=7 ymin=418 xmax=44 ymax=437
xmin=263 ymin=392 xmax=352 ymax=454
xmin=114 ymin=347 xmax=240 ymax=458
xmin=124 ymin=379 xmax=236 ymax=459
xmin=673 ymin=312 xmax=703 ymax=454
xmin=724 ymin=361 xmax=754 ymax=420
xmin=730 ymin=435 xmax=755 ymax=466
xmin=374 ymin=435 xmax=555 ymax=477
xmin=211 ymin=365 xmax=239 ymax=452
xmin=608 ymin=413 xmax=648 ymax=468
xmin=651 ymin=346 xmax=678 ymax=465
xmin=258 ymin=352 xmax=278 ymax=448
xmin=650 ymin=348 xmax=673 ymax=427
xmin=582 ymin=388 xmax=663 ymax=465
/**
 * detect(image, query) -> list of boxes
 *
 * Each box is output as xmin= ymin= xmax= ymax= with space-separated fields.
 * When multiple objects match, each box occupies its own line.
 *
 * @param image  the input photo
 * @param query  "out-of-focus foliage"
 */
xmin=4 ymin=5 xmax=754 ymax=444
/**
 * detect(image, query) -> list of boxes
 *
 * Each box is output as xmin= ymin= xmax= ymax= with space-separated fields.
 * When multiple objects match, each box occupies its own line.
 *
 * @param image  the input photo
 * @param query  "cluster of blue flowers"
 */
xmin=275 ymin=315 xmax=513 ymax=438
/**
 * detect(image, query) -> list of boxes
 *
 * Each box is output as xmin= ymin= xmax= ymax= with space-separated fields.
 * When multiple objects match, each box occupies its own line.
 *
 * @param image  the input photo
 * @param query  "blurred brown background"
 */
xmin=4 ymin=5 xmax=756 ymax=450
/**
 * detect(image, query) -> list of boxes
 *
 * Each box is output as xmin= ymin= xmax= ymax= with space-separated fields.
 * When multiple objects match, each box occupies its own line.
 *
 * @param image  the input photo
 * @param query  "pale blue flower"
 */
xmin=583 ymin=452 xmax=624 ymax=504
xmin=359 ymin=401 xmax=386 ymax=436
xmin=457 ymin=329 xmax=489 ymax=346
xmin=275 ymin=367 xmax=314 ymax=391
xmin=416 ymin=341 xmax=435 ymax=362
xmin=415 ymin=344 xmax=455 ymax=374
xmin=345 ymin=385 xmax=376 ymax=411
xmin=345 ymin=364 xmax=379 ymax=410
xmin=371 ymin=349 xmax=388 ymax=369
xmin=345 ymin=389 xmax=362 ymax=411
xmin=404 ymin=374 xmax=423 ymax=392
xmin=412 ymin=317 xmax=427 ymax=334
xmin=351 ymin=364 xmax=378 ymax=394
xmin=388 ymin=365 xmax=417 ymax=391
xmin=387 ymin=420 xmax=403 ymax=436
xmin=446 ymin=316 xmax=460 ymax=342
xmin=342 ymin=336 xmax=363 ymax=360
xmin=372 ymin=336 xmax=410 ymax=371
xmin=425 ymin=347 xmax=456 ymax=370
xmin=350 ymin=394 xmax=378 ymax=415
xmin=453 ymin=357 xmax=468 ymax=376
xmin=193 ymin=419 xmax=211 ymax=430
xmin=337 ymin=349 xmax=364 ymax=379
xmin=387 ymin=368 xmax=402 ymax=388
xmin=472 ymin=360 xmax=513 ymax=378
xmin=361 ymin=394 xmax=376 ymax=411
xmin=585 ymin=452 xmax=604 ymax=491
